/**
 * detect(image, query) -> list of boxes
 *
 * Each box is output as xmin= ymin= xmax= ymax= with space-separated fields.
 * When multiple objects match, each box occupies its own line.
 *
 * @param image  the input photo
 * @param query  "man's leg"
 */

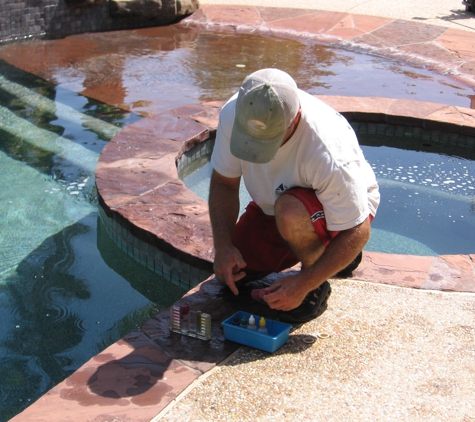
xmin=274 ymin=193 xmax=326 ymax=270
xmin=232 ymin=201 xmax=299 ymax=284
xmin=272 ymin=189 xmax=336 ymax=323
xmin=275 ymin=189 xmax=363 ymax=276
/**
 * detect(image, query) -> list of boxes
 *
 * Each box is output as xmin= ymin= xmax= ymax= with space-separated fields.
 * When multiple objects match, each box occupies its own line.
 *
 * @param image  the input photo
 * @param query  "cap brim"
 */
xmin=230 ymin=122 xmax=284 ymax=164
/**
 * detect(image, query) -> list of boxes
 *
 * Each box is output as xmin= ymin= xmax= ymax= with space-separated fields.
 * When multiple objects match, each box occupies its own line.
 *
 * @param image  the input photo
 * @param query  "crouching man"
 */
xmin=209 ymin=68 xmax=380 ymax=323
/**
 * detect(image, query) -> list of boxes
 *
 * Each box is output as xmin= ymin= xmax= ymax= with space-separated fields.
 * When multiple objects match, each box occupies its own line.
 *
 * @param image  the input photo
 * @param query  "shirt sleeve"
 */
xmin=312 ymin=159 xmax=371 ymax=231
xmin=210 ymin=95 xmax=243 ymax=178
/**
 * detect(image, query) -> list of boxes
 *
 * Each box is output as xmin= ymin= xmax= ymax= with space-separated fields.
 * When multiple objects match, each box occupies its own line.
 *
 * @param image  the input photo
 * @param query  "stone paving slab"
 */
xmin=11 ymin=330 xmax=202 ymax=422
xmin=199 ymin=0 xmax=475 ymax=31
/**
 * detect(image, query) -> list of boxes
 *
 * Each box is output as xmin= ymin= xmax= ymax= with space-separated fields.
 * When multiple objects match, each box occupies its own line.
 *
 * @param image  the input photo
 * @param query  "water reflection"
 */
xmin=1 ymin=221 xmax=93 ymax=420
xmin=0 ymin=27 xmax=474 ymax=117
xmin=0 ymin=215 xmax=175 ymax=421
xmin=180 ymin=32 xmax=342 ymax=101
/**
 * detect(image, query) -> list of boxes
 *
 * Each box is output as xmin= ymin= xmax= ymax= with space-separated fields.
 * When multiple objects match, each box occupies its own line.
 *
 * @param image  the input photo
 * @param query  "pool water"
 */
xmin=0 ymin=63 xmax=187 ymax=421
xmin=365 ymin=145 xmax=475 ymax=255
xmin=1 ymin=28 xmax=475 ymax=115
xmin=183 ymin=145 xmax=475 ymax=256
xmin=1 ymin=25 xmax=475 ymax=420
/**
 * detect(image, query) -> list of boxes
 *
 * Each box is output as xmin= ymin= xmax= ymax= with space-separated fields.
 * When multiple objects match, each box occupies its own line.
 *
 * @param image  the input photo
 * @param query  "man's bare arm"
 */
xmin=265 ymin=217 xmax=371 ymax=310
xmin=208 ymin=170 xmax=246 ymax=294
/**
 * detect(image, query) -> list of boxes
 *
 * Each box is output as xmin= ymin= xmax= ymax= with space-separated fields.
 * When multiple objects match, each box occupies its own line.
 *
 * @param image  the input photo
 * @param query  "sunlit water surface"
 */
xmin=1 ymin=28 xmax=474 ymax=114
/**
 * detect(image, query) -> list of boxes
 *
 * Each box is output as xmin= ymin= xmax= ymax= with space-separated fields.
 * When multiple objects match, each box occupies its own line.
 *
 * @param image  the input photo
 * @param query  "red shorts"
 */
xmin=232 ymin=188 xmax=340 ymax=273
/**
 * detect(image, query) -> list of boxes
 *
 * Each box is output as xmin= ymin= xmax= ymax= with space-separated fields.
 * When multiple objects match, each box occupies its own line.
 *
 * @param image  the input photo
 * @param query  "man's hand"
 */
xmin=214 ymin=245 xmax=247 ymax=295
xmin=263 ymin=273 xmax=311 ymax=311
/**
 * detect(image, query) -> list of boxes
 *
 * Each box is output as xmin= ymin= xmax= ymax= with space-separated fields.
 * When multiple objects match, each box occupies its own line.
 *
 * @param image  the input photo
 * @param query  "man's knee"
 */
xmin=274 ymin=193 xmax=312 ymax=241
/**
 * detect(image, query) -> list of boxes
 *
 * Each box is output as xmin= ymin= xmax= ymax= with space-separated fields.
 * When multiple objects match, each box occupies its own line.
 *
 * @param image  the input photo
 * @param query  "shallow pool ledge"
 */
xmin=95 ymin=95 xmax=475 ymax=293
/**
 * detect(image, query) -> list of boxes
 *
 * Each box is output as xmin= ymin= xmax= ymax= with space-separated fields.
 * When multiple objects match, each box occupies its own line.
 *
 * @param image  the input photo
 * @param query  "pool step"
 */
xmin=0 ymin=74 xmax=120 ymax=140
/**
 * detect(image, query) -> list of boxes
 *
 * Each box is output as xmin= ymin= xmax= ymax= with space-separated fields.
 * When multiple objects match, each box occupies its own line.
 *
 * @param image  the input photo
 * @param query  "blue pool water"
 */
xmin=183 ymin=144 xmax=475 ymax=256
xmin=0 ymin=62 xmax=186 ymax=421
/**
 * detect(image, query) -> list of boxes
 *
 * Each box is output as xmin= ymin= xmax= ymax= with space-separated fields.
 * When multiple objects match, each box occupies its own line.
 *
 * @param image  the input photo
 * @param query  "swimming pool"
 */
xmin=1 ymin=25 xmax=475 ymax=420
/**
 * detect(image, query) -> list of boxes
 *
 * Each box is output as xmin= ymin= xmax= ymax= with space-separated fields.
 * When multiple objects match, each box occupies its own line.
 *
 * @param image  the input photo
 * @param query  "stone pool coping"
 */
xmin=10 ymin=5 xmax=475 ymax=421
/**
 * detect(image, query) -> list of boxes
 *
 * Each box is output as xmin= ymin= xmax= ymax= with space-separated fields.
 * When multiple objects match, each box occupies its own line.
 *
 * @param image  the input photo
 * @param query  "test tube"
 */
xmin=199 ymin=313 xmax=212 ymax=340
xmin=180 ymin=302 xmax=190 ymax=334
xmin=170 ymin=305 xmax=181 ymax=332
xmin=189 ymin=310 xmax=198 ymax=336
xmin=169 ymin=305 xmax=211 ymax=340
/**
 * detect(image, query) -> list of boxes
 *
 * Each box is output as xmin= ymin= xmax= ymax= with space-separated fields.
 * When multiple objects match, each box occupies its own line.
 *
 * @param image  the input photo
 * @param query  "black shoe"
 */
xmin=219 ymin=273 xmax=273 ymax=303
xmin=236 ymin=270 xmax=272 ymax=286
xmin=277 ymin=281 xmax=332 ymax=323
xmin=335 ymin=251 xmax=362 ymax=278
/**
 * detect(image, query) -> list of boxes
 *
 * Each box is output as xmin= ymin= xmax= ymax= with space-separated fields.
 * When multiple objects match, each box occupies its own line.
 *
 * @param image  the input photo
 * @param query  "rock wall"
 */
xmin=0 ymin=0 xmax=198 ymax=44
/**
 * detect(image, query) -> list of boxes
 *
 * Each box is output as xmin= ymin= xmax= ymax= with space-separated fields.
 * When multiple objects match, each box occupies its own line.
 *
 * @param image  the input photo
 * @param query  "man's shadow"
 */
xmin=84 ymin=271 xmax=316 ymax=406
xmin=425 ymin=8 xmax=475 ymax=27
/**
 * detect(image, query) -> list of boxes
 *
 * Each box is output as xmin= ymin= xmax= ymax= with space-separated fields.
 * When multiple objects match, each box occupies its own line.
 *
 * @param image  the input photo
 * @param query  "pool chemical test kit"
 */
xmin=170 ymin=302 xmax=212 ymax=340
xmin=170 ymin=304 xmax=291 ymax=351
xmin=222 ymin=311 xmax=292 ymax=352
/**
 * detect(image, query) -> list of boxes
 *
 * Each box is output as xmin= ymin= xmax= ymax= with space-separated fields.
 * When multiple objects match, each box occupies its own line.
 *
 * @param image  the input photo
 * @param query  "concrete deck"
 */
xmin=9 ymin=2 xmax=475 ymax=422
xmin=199 ymin=0 xmax=475 ymax=31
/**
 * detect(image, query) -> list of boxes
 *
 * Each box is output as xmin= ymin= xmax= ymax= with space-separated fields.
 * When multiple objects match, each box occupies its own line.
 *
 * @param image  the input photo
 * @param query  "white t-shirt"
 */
xmin=211 ymin=90 xmax=380 ymax=232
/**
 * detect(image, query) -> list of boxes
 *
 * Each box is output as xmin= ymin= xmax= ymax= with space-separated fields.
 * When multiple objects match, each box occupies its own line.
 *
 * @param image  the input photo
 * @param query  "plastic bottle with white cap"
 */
xmin=247 ymin=315 xmax=258 ymax=331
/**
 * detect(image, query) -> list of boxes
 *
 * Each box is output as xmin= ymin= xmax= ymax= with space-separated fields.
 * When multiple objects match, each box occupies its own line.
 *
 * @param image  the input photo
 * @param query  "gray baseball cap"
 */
xmin=230 ymin=68 xmax=300 ymax=164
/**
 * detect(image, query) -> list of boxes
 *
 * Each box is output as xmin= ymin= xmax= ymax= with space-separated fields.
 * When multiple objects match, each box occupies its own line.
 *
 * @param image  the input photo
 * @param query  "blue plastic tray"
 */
xmin=222 ymin=311 xmax=292 ymax=353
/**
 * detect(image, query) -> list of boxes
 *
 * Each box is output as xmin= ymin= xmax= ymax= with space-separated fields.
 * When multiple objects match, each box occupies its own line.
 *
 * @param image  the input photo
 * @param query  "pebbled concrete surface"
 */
xmin=158 ymin=277 xmax=475 ymax=422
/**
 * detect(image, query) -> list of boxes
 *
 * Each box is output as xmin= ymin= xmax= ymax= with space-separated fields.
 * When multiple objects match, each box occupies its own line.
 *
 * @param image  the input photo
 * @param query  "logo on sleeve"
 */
xmin=275 ymin=183 xmax=288 ymax=196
